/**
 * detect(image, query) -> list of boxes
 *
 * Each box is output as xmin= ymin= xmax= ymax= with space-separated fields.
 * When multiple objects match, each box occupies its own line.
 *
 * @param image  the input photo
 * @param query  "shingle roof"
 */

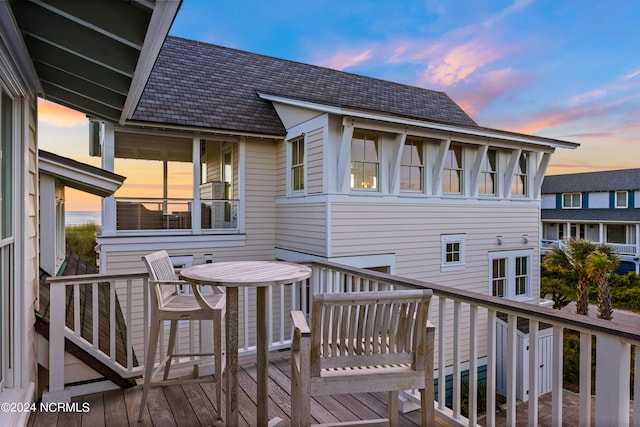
xmin=541 ymin=208 xmax=640 ymax=222
xmin=131 ymin=36 xmax=478 ymax=136
xmin=542 ymin=169 xmax=640 ymax=194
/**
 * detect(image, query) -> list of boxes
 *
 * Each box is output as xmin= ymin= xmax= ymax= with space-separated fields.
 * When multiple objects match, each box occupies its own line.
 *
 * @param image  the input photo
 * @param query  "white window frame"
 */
xmin=442 ymin=144 xmax=463 ymax=194
xmin=288 ymin=135 xmax=305 ymax=194
xmin=350 ymin=132 xmax=379 ymax=191
xmin=562 ymin=192 xmax=582 ymax=209
xmin=511 ymin=152 xmax=528 ymax=197
xmin=400 ymin=139 xmax=424 ymax=192
xmin=440 ymin=234 xmax=466 ymax=272
xmin=479 ymin=148 xmax=497 ymax=196
xmin=488 ymin=250 xmax=533 ymax=301
xmin=615 ymin=190 xmax=628 ymax=208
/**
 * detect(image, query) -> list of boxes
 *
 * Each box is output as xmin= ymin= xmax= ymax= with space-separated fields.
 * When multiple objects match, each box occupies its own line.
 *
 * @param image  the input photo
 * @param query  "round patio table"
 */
xmin=179 ymin=261 xmax=312 ymax=427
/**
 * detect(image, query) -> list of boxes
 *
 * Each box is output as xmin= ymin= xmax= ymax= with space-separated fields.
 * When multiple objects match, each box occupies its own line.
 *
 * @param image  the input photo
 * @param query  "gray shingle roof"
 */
xmin=541 ymin=208 xmax=640 ymax=222
xmin=131 ymin=36 xmax=478 ymax=136
xmin=542 ymin=169 xmax=640 ymax=194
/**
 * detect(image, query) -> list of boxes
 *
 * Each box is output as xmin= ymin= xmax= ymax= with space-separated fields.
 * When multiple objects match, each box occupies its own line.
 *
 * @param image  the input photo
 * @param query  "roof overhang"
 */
xmin=11 ymin=0 xmax=181 ymax=124
xmin=39 ymin=150 xmax=125 ymax=197
xmin=258 ymin=92 xmax=580 ymax=151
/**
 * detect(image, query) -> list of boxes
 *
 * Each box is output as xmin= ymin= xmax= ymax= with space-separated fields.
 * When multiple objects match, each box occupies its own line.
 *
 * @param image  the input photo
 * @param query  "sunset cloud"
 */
xmin=316 ymin=48 xmax=374 ymax=71
xmin=38 ymin=99 xmax=87 ymax=127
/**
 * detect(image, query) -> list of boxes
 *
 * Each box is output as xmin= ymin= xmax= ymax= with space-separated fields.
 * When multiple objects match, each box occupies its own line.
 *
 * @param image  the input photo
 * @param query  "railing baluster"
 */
xmin=506 ymin=314 xmax=517 ymax=426
xmin=468 ymin=304 xmax=478 ymax=426
xmin=528 ymin=319 xmax=539 ymax=426
xmin=93 ymin=282 xmax=99 ymax=350
xmin=110 ymin=280 xmax=116 ymax=361
xmin=438 ymin=296 xmax=446 ymax=411
xmin=486 ymin=309 xmax=496 ymax=427
xmin=552 ymin=325 xmax=564 ymax=426
xmin=74 ymin=283 xmax=80 ymax=336
xmin=127 ymin=278 xmax=133 ymax=371
xmin=579 ymin=331 xmax=592 ymax=427
xmin=452 ymin=300 xmax=461 ymax=418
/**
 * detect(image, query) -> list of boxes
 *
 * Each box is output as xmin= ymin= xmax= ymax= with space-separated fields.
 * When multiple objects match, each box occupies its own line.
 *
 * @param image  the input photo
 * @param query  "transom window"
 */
xmin=616 ymin=191 xmax=628 ymax=208
xmin=489 ymin=250 xmax=532 ymax=300
xmin=441 ymin=234 xmax=466 ymax=272
xmin=479 ymin=149 xmax=497 ymax=195
xmin=511 ymin=152 xmax=528 ymax=196
xmin=401 ymin=140 xmax=423 ymax=192
xmin=351 ymin=133 xmax=378 ymax=190
xmin=443 ymin=145 xmax=463 ymax=194
xmin=562 ymin=192 xmax=581 ymax=209
xmin=290 ymin=137 xmax=305 ymax=192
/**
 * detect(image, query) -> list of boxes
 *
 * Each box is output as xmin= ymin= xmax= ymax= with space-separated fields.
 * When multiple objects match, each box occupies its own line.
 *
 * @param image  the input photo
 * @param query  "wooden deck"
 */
xmin=27 ymin=352 xmax=432 ymax=427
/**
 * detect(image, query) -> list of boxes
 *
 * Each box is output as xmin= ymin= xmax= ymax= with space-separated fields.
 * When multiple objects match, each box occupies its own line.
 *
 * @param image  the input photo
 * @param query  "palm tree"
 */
xmin=586 ymin=245 xmax=619 ymax=320
xmin=542 ymin=239 xmax=597 ymax=315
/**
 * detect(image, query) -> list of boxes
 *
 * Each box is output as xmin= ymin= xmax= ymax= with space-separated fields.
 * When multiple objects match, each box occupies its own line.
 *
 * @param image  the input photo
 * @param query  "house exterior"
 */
xmin=0 ymin=1 xmax=180 ymax=424
xmin=541 ymin=169 xmax=640 ymax=273
xmin=91 ymin=37 xmax=578 ymax=379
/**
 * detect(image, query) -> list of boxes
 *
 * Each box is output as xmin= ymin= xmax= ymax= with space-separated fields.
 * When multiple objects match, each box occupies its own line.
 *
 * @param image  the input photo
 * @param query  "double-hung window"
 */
xmin=441 ymin=234 xmax=466 ymax=272
xmin=351 ymin=133 xmax=378 ymax=190
xmin=401 ymin=139 xmax=423 ymax=192
xmin=562 ymin=192 xmax=581 ymax=208
xmin=489 ymin=250 xmax=532 ymax=300
xmin=615 ymin=191 xmax=628 ymax=208
xmin=443 ymin=144 xmax=463 ymax=194
xmin=479 ymin=149 xmax=497 ymax=195
xmin=290 ymin=136 xmax=305 ymax=192
xmin=511 ymin=152 xmax=528 ymax=196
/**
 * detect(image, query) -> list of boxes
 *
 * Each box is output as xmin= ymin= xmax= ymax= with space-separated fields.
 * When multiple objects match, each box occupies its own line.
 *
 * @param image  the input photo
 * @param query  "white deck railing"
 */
xmin=45 ymin=261 xmax=640 ymax=426
xmin=542 ymin=239 xmax=637 ymax=256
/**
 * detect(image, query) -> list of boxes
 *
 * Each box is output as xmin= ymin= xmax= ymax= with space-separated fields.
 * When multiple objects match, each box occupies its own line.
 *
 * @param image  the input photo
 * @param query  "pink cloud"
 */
xmin=38 ymin=99 xmax=87 ymax=127
xmin=316 ymin=48 xmax=374 ymax=71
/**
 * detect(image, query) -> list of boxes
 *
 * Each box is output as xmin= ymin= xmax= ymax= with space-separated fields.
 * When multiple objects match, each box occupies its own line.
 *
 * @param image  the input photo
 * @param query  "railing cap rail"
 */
xmin=46 ymin=270 xmax=149 ymax=284
xmin=307 ymin=259 xmax=640 ymax=342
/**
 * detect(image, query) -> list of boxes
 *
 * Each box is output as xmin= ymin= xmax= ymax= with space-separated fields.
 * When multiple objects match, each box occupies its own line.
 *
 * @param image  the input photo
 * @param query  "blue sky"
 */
xmin=39 ymin=0 xmax=640 ymax=208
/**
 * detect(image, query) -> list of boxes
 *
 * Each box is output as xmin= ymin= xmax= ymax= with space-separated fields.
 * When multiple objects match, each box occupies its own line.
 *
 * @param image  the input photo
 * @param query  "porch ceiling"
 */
xmin=10 ymin=0 xmax=181 ymax=123
xmin=115 ymin=131 xmax=192 ymax=162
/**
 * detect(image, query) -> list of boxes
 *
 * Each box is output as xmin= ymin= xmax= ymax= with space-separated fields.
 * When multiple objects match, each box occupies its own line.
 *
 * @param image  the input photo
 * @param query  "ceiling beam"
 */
xmin=43 ymin=84 xmax=121 ymax=122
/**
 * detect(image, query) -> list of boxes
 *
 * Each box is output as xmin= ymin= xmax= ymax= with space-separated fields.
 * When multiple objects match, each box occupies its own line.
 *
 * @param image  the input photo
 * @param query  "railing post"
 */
xmin=579 ymin=332 xmax=592 ymax=427
xmin=42 ymin=283 xmax=71 ymax=403
xmin=595 ymin=334 xmax=630 ymax=426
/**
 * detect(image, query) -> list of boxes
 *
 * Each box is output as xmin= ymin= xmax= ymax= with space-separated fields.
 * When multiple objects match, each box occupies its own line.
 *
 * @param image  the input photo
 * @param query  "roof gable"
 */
xmin=131 ymin=36 xmax=477 ymax=136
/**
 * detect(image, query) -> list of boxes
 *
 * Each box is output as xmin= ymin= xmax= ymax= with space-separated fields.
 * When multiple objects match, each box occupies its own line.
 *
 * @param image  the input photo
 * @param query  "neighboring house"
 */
xmin=541 ymin=169 xmax=640 ymax=273
xmin=92 ymin=37 xmax=578 ymax=386
xmin=0 ymin=1 xmax=180 ymax=425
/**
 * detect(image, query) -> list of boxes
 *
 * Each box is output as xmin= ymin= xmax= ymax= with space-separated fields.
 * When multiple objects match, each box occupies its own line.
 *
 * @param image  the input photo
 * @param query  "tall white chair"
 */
xmin=138 ymin=250 xmax=225 ymax=422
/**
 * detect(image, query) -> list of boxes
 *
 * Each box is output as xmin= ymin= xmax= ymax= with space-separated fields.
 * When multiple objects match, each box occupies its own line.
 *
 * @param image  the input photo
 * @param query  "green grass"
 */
xmin=65 ymin=223 xmax=98 ymax=270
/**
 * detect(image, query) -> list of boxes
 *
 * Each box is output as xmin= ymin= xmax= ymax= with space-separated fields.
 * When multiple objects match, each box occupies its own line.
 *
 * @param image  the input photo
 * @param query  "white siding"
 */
xmin=275 ymin=203 xmax=326 ymax=256
xmin=306 ymin=128 xmax=323 ymax=194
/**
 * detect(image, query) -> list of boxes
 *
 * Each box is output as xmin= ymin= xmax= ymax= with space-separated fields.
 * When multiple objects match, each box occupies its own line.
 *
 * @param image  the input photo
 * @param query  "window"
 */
xmin=606 ymin=224 xmax=626 ymax=244
xmin=290 ymin=137 xmax=305 ymax=192
xmin=479 ymin=149 xmax=497 ymax=195
xmin=351 ymin=133 xmax=378 ymax=190
xmin=562 ymin=192 xmax=581 ymax=209
xmin=1 ymin=93 xmax=11 ymax=238
xmin=401 ymin=140 xmax=423 ymax=191
xmin=489 ymin=250 xmax=532 ymax=300
xmin=441 ymin=234 xmax=466 ymax=272
xmin=511 ymin=152 xmax=528 ymax=196
xmin=616 ymin=191 xmax=628 ymax=208
xmin=443 ymin=145 xmax=463 ymax=194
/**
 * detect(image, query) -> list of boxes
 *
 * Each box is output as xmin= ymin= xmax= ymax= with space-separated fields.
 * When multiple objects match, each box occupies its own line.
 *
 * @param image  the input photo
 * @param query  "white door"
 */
xmin=537 ymin=334 xmax=553 ymax=395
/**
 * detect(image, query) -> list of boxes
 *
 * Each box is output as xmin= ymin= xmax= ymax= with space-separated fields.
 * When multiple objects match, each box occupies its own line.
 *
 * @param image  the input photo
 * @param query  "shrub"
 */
xmin=65 ymin=223 xmax=98 ymax=269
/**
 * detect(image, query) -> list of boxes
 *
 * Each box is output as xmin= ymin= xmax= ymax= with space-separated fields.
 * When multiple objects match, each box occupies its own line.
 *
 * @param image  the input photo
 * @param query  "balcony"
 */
xmin=40 ymin=261 xmax=639 ymax=426
xmin=105 ymin=197 xmax=239 ymax=235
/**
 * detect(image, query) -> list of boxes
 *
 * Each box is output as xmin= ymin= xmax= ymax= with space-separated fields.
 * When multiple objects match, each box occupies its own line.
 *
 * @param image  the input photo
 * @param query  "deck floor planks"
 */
xmin=27 ymin=354 xmax=434 ymax=426
xmin=162 ymin=384 xmax=201 ymax=427
xmin=102 ymin=388 xmax=129 ymax=427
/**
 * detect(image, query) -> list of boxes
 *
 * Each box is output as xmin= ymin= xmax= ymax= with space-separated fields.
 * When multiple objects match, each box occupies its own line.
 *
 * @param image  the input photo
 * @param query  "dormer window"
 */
xmin=616 ymin=191 xmax=628 ymax=208
xmin=401 ymin=139 xmax=423 ymax=192
xmin=511 ymin=152 xmax=528 ymax=196
xmin=351 ymin=133 xmax=378 ymax=190
xmin=562 ymin=192 xmax=581 ymax=209
xmin=443 ymin=144 xmax=463 ymax=194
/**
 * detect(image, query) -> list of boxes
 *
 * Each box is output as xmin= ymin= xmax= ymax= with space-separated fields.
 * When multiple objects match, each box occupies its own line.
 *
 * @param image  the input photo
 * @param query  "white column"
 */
xmin=101 ymin=122 xmax=116 ymax=236
xmin=192 ymin=138 xmax=201 ymax=233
